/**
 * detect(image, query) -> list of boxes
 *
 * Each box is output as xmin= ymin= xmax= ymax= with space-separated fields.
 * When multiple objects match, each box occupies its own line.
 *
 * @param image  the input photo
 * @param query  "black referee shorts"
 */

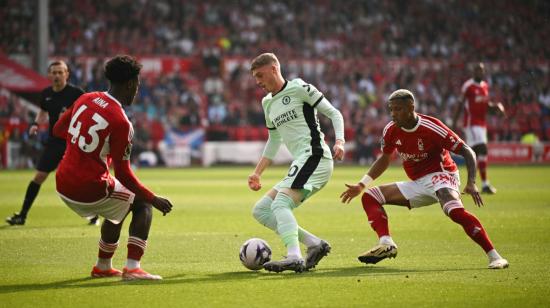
xmin=36 ymin=140 xmax=66 ymax=173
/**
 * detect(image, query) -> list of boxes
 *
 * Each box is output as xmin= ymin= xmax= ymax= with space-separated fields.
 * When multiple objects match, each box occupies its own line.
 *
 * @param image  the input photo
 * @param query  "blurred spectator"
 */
xmin=1 ymin=0 xmax=549 ymax=165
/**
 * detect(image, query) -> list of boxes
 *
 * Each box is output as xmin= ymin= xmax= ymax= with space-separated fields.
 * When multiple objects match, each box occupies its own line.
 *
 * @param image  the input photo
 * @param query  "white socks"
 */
xmin=287 ymin=245 xmax=303 ymax=259
xmin=96 ymin=258 xmax=112 ymax=271
xmin=379 ymin=235 xmax=397 ymax=247
xmin=126 ymin=259 xmax=140 ymax=270
xmin=487 ymin=249 xmax=503 ymax=261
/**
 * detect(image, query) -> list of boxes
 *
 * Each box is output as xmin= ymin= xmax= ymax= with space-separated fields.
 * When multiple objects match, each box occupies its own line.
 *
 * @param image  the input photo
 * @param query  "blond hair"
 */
xmin=388 ymin=89 xmax=415 ymax=103
xmin=250 ymin=53 xmax=280 ymax=71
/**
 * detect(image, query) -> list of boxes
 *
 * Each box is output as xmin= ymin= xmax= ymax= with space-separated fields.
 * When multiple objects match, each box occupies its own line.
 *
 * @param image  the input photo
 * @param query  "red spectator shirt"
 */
xmin=461 ymin=78 xmax=490 ymax=127
xmin=53 ymin=92 xmax=154 ymax=203
xmin=381 ymin=114 xmax=464 ymax=180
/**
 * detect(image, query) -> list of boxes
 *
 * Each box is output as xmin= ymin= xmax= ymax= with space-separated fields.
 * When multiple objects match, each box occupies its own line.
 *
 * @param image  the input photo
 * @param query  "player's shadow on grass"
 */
xmin=0 ymin=266 xmax=481 ymax=293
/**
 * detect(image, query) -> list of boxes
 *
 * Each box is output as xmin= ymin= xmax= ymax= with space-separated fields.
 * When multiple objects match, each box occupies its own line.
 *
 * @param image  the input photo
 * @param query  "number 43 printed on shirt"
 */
xmin=68 ymin=105 xmax=109 ymax=153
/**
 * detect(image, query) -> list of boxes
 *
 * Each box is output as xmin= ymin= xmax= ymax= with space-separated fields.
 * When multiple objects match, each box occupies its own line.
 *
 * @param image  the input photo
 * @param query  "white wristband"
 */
xmin=359 ymin=174 xmax=373 ymax=187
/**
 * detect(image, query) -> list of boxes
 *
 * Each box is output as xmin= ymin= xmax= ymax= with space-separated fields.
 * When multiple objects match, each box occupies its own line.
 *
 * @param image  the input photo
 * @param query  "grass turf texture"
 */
xmin=0 ymin=165 xmax=549 ymax=307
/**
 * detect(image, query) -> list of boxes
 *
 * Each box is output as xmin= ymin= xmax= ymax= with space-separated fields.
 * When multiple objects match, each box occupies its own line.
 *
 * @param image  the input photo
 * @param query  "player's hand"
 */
xmin=333 ymin=140 xmax=345 ymax=161
xmin=248 ymin=173 xmax=261 ymax=191
xmin=29 ymin=124 xmax=39 ymax=136
xmin=151 ymin=196 xmax=173 ymax=216
xmin=496 ymin=102 xmax=506 ymax=118
xmin=463 ymin=182 xmax=483 ymax=207
xmin=340 ymin=183 xmax=364 ymax=204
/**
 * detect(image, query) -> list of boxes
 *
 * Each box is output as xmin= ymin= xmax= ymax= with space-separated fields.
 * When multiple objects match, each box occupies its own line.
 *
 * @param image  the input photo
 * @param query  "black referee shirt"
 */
xmin=39 ymin=84 xmax=84 ymax=143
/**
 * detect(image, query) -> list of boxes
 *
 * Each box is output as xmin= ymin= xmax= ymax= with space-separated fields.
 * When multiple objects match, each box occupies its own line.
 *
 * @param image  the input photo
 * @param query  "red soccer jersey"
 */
xmin=381 ymin=114 xmax=464 ymax=180
xmin=54 ymin=92 xmax=154 ymax=203
xmin=461 ymin=78 xmax=490 ymax=127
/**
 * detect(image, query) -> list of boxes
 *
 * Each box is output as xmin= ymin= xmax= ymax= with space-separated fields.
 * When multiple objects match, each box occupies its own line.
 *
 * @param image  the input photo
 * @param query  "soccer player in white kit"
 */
xmin=341 ymin=89 xmax=508 ymax=269
xmin=248 ymin=53 xmax=345 ymax=272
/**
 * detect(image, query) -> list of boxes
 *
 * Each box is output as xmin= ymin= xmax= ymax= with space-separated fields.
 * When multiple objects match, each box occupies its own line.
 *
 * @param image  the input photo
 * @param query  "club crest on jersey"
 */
xmin=417 ymin=138 xmax=424 ymax=151
xmin=282 ymin=96 xmax=291 ymax=105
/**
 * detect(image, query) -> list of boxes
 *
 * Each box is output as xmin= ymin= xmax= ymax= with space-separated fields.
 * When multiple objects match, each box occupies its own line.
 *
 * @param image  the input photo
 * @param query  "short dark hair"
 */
xmin=48 ymin=60 xmax=68 ymax=72
xmin=104 ymin=55 xmax=142 ymax=84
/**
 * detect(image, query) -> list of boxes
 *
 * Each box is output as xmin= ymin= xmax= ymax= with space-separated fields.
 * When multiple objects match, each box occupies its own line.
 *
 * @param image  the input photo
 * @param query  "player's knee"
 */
xmin=271 ymin=192 xmax=294 ymax=212
xmin=252 ymin=196 xmax=273 ymax=221
xmin=441 ymin=199 xmax=464 ymax=216
xmin=252 ymin=202 xmax=266 ymax=221
xmin=33 ymin=172 xmax=49 ymax=184
xmin=363 ymin=187 xmax=386 ymax=205
xmin=473 ymin=144 xmax=487 ymax=156
xmin=436 ymin=188 xmax=459 ymax=204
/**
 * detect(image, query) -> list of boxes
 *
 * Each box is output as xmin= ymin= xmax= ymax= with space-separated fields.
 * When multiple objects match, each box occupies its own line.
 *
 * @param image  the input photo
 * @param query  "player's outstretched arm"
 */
xmin=451 ymin=97 xmax=466 ymax=130
xmin=30 ymin=110 xmax=48 ymax=136
xmin=248 ymin=156 xmax=271 ymax=191
xmin=150 ymin=196 xmax=173 ymax=216
xmin=52 ymin=104 xmax=74 ymax=139
xmin=340 ymin=153 xmax=391 ymax=204
xmin=249 ymin=129 xmax=280 ymax=191
xmin=316 ymin=98 xmax=345 ymax=160
xmin=489 ymin=101 xmax=506 ymax=117
xmin=458 ymin=144 xmax=484 ymax=207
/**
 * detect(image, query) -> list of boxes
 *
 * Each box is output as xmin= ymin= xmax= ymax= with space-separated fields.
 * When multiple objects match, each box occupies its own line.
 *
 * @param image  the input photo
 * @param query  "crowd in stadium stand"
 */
xmin=1 ymin=0 xmax=549 ymax=165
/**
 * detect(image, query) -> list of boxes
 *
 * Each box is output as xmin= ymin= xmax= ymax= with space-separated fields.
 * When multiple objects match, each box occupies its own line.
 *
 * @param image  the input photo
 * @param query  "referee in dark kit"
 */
xmin=6 ymin=60 xmax=99 ymax=226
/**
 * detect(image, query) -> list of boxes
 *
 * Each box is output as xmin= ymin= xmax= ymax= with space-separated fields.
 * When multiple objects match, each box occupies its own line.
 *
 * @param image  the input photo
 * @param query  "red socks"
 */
xmin=127 ymin=236 xmax=147 ymax=261
xmin=446 ymin=203 xmax=494 ymax=252
xmin=361 ymin=189 xmax=389 ymax=238
xmin=98 ymin=239 xmax=118 ymax=259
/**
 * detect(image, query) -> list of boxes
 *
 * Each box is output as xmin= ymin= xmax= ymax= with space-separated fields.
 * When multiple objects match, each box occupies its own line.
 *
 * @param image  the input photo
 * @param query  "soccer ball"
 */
xmin=239 ymin=238 xmax=272 ymax=270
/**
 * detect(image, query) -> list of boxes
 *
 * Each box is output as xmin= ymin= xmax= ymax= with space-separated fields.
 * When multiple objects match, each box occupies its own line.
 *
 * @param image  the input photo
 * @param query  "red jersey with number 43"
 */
xmin=54 ymin=92 xmax=142 ymax=203
xmin=381 ymin=114 xmax=464 ymax=180
xmin=461 ymin=78 xmax=490 ymax=127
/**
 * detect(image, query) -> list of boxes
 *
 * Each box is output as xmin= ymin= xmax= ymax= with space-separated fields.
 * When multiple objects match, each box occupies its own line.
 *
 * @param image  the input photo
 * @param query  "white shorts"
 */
xmin=464 ymin=125 xmax=487 ymax=147
xmin=396 ymin=171 xmax=461 ymax=208
xmin=58 ymin=179 xmax=135 ymax=224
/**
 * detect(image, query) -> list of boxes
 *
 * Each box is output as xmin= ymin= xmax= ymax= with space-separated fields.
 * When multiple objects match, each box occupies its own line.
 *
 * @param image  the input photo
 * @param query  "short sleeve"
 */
xmin=461 ymin=81 xmax=470 ymax=96
xmin=429 ymin=118 xmax=464 ymax=153
xmin=39 ymin=89 xmax=48 ymax=111
xmin=110 ymin=119 xmax=133 ymax=161
xmin=441 ymin=127 xmax=464 ymax=153
xmin=381 ymin=126 xmax=395 ymax=154
xmin=297 ymin=80 xmax=324 ymax=107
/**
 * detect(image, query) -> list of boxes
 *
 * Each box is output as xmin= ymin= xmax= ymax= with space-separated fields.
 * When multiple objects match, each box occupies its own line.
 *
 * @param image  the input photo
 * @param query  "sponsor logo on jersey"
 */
xmin=273 ymin=109 xmax=298 ymax=127
xmin=398 ymin=151 xmax=428 ymax=162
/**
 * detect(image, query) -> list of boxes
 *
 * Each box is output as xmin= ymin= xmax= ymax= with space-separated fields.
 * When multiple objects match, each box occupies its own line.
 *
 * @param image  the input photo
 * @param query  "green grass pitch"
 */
xmin=1 ymin=165 xmax=549 ymax=307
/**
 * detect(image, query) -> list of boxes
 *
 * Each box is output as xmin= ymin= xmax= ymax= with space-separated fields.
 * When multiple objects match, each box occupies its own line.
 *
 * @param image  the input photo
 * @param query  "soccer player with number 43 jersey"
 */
xmin=53 ymin=55 xmax=173 ymax=280
xmin=340 ymin=89 xmax=508 ymax=269
xmin=248 ymin=53 xmax=345 ymax=273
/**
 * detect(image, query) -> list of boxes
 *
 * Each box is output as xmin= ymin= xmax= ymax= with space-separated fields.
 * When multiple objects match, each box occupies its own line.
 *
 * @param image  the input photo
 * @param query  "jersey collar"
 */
xmin=271 ymin=79 xmax=288 ymax=98
xmin=400 ymin=115 xmax=421 ymax=132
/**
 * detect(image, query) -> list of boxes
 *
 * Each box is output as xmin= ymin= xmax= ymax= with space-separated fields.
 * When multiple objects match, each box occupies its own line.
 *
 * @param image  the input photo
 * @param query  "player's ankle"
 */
xmin=379 ymin=235 xmax=396 ymax=247
xmin=487 ymin=249 xmax=502 ymax=261
xmin=96 ymin=257 xmax=113 ymax=271
xmin=125 ymin=259 xmax=141 ymax=270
